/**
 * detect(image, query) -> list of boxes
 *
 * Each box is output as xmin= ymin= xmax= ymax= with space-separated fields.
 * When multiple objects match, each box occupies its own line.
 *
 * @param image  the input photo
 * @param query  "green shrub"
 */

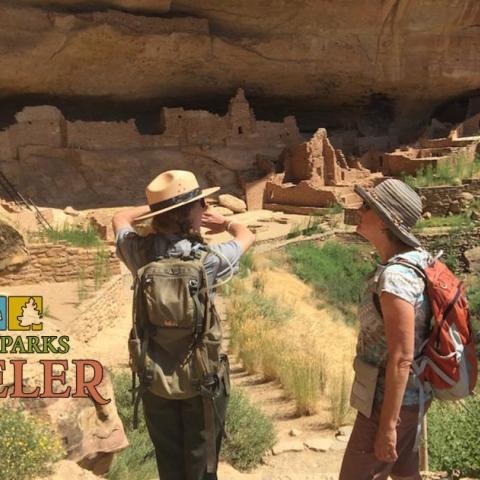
xmin=286 ymin=224 xmax=302 ymax=239
xmin=0 ymin=405 xmax=65 ymax=480
xmin=428 ymin=396 xmax=480 ymax=477
xmin=286 ymin=240 xmax=373 ymax=323
xmin=402 ymin=154 xmax=480 ymax=188
xmin=286 ymin=216 xmax=324 ymax=239
xmin=37 ymin=224 xmax=103 ymax=247
xmin=222 ymin=389 xmax=276 ymax=470
xmin=327 ymin=202 xmax=343 ymax=215
xmin=415 ymin=214 xmax=474 ymax=230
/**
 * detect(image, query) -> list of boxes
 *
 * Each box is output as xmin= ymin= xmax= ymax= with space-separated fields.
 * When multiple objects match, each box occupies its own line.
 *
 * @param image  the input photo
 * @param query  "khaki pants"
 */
xmin=142 ymin=383 xmax=228 ymax=480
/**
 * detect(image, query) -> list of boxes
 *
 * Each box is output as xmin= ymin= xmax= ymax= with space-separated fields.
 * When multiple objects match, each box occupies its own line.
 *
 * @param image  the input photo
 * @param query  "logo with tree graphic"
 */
xmin=6 ymin=296 xmax=44 ymax=331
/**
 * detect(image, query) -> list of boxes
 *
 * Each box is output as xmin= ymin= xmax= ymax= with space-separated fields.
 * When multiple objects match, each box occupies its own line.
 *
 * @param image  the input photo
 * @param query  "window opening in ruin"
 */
xmin=238 ymin=127 xmax=243 ymax=134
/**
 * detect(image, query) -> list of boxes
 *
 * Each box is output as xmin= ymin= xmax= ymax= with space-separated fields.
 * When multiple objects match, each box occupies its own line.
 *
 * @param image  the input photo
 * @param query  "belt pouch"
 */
xmin=349 ymin=356 xmax=380 ymax=418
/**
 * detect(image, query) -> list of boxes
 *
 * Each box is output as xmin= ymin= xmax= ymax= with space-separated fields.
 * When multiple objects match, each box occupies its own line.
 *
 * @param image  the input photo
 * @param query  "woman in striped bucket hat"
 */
xmin=340 ymin=179 xmax=433 ymax=480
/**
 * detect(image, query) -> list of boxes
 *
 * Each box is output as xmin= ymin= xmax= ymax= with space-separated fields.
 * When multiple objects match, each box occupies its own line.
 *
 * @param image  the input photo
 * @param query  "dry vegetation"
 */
xmin=225 ymin=250 xmax=357 ymax=426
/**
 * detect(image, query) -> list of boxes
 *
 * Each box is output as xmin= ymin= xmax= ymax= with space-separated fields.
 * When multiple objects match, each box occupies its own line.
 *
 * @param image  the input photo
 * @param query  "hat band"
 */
xmin=150 ymin=187 xmax=202 ymax=212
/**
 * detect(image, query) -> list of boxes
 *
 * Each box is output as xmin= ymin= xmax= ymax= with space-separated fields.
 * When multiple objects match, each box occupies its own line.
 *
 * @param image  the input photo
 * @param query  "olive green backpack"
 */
xmin=128 ymin=242 xmax=232 ymax=473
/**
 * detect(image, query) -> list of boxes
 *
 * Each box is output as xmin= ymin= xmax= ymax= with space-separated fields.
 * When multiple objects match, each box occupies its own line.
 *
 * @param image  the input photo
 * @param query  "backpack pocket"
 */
xmin=142 ymin=270 xmax=201 ymax=329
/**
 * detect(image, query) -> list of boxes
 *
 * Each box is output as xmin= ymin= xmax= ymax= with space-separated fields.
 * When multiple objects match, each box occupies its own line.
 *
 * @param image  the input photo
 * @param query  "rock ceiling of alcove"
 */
xmin=1 ymin=0 xmax=480 ymax=129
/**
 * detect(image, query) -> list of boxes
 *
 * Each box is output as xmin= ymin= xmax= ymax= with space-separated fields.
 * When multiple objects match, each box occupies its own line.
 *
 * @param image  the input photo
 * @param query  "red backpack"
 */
xmin=388 ymin=256 xmax=478 ymax=400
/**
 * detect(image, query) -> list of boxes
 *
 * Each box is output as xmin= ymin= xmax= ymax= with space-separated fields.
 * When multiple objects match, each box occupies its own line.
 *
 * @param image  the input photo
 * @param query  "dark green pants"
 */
xmin=142 ymin=385 xmax=228 ymax=480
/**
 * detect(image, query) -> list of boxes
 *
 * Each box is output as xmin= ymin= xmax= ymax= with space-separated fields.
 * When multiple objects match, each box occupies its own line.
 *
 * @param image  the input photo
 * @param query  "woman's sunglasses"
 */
xmin=360 ymin=201 xmax=371 ymax=212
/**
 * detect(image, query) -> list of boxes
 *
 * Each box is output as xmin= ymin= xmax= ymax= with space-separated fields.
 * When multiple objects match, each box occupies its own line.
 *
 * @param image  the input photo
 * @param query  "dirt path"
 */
xmin=215 ymin=294 xmax=351 ymax=480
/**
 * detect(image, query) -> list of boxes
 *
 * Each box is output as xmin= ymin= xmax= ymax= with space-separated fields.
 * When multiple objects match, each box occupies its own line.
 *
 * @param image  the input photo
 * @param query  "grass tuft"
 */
xmin=35 ymin=224 xmax=103 ymax=248
xmin=415 ymin=214 xmax=474 ymax=230
xmin=287 ymin=214 xmax=324 ymax=239
xmin=402 ymin=153 xmax=480 ymax=188
xmin=327 ymin=368 xmax=353 ymax=429
xmin=280 ymin=352 xmax=328 ymax=416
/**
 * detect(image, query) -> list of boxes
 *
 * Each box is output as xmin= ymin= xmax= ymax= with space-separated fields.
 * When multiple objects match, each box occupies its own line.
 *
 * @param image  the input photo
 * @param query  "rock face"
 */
xmin=1 ymin=1 xmax=479 ymax=135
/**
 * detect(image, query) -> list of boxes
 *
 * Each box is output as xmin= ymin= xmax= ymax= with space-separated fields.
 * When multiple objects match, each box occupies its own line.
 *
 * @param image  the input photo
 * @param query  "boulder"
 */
xmin=64 ymin=206 xmax=81 ymax=216
xmin=211 ymin=206 xmax=234 ymax=216
xmin=218 ymin=194 xmax=247 ymax=213
xmin=471 ymin=210 xmax=480 ymax=221
xmin=460 ymin=192 xmax=474 ymax=203
xmin=0 ymin=212 xmax=29 ymax=271
xmin=33 ymin=460 xmax=102 ymax=480
xmin=465 ymin=246 xmax=480 ymax=273
xmin=21 ymin=369 xmax=129 ymax=476
xmin=271 ymin=440 xmax=304 ymax=455
xmin=217 ymin=462 xmax=262 ymax=479
xmin=304 ymin=437 xmax=333 ymax=452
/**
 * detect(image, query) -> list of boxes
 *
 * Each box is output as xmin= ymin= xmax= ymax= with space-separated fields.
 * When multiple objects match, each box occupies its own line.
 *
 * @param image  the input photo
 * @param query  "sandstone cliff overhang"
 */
xmin=0 ymin=1 xmax=479 ymax=135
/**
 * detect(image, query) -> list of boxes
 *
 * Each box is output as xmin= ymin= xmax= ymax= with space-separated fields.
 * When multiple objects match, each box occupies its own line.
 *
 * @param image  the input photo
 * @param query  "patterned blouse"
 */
xmin=356 ymin=248 xmax=433 ymax=405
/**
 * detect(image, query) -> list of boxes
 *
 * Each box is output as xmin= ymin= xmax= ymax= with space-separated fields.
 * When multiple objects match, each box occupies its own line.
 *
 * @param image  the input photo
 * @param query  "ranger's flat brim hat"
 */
xmin=354 ymin=179 xmax=422 ymax=248
xmin=134 ymin=170 xmax=220 ymax=222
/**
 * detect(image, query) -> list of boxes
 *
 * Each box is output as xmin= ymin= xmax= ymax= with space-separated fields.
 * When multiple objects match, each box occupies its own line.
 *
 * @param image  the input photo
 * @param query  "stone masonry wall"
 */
xmin=72 ymin=273 xmax=131 ymax=345
xmin=335 ymin=229 xmax=480 ymax=274
xmin=0 ymin=242 xmax=120 ymax=286
xmin=416 ymin=227 xmax=480 ymax=273
xmin=416 ymin=179 xmax=480 ymax=215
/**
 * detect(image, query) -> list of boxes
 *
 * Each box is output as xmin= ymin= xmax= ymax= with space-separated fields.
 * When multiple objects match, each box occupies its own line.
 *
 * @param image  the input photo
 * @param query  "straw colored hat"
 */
xmin=354 ymin=179 xmax=423 ymax=248
xmin=134 ymin=170 xmax=220 ymax=222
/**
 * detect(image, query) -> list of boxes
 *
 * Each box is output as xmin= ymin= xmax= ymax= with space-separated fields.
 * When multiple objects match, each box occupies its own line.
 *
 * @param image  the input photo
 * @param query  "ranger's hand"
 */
xmin=201 ymin=211 xmax=228 ymax=234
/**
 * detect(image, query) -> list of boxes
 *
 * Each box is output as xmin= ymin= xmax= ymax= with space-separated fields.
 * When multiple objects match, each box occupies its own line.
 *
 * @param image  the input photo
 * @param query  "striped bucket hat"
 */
xmin=354 ymin=179 xmax=423 ymax=248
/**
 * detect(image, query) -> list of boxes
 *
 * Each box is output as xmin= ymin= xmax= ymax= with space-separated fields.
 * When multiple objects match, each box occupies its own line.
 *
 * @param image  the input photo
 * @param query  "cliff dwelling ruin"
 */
xmin=0 ymin=1 xmax=479 ymax=216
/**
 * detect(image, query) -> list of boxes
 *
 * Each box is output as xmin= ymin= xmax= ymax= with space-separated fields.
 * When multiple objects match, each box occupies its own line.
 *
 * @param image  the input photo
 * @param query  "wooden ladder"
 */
xmin=0 ymin=170 xmax=52 ymax=231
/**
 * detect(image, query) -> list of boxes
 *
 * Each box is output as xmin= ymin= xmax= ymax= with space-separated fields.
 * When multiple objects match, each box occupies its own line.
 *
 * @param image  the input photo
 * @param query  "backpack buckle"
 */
xmin=141 ymin=368 xmax=154 ymax=387
xmin=200 ymin=374 xmax=220 ymax=399
xmin=188 ymin=279 xmax=199 ymax=294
